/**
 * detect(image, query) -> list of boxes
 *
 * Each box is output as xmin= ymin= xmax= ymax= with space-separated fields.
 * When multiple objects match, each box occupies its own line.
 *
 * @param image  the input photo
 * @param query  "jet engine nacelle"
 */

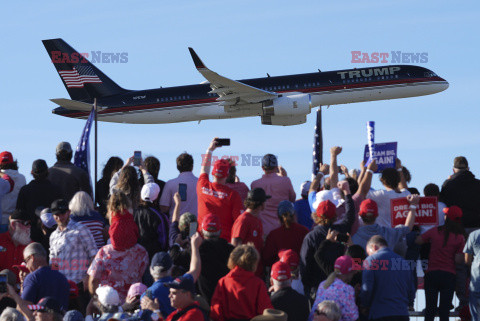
xmin=262 ymin=94 xmax=311 ymax=117
xmin=261 ymin=114 xmax=307 ymax=126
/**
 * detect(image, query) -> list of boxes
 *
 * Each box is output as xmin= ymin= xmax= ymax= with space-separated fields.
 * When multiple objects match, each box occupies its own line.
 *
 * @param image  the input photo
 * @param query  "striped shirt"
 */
xmin=71 ymin=211 xmax=106 ymax=249
xmin=49 ymin=220 xmax=98 ymax=283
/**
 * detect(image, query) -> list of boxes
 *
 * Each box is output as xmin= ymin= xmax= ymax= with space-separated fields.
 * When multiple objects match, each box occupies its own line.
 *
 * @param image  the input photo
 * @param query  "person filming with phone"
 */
xmin=109 ymin=153 xmax=155 ymax=211
xmin=196 ymin=138 xmax=243 ymax=242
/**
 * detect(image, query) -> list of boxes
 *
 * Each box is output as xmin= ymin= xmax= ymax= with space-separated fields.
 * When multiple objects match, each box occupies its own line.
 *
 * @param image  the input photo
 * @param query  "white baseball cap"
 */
xmin=96 ymin=285 xmax=120 ymax=307
xmin=141 ymin=183 xmax=160 ymax=202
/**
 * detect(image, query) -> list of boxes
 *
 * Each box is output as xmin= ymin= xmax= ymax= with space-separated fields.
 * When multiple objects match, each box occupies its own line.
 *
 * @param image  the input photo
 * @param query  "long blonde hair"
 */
xmin=107 ymin=191 xmax=132 ymax=220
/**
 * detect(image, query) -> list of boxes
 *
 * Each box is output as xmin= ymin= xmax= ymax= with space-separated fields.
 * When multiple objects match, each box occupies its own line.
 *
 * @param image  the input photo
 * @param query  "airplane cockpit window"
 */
xmin=424 ymin=72 xmax=437 ymax=77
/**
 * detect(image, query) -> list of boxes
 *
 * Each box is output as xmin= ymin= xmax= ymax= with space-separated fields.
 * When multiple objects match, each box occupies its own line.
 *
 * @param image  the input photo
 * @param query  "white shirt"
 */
xmin=367 ymin=189 xmax=411 ymax=228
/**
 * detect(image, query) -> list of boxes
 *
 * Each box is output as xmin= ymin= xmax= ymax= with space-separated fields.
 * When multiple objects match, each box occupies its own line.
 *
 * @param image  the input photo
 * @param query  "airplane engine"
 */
xmin=261 ymin=114 xmax=307 ymax=126
xmin=262 ymin=94 xmax=311 ymax=117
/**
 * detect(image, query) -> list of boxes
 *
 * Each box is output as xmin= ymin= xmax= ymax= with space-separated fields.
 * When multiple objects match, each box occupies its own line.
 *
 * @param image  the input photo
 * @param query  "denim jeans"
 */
xmin=470 ymin=291 xmax=480 ymax=321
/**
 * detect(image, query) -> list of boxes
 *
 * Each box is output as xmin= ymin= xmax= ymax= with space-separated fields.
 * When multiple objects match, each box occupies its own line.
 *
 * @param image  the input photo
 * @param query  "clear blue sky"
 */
xmin=2 ymin=1 xmax=479 ymax=195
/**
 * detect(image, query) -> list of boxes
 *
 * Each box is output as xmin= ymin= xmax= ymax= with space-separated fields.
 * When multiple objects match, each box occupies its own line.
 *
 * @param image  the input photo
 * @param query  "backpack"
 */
xmin=149 ymin=206 xmax=169 ymax=251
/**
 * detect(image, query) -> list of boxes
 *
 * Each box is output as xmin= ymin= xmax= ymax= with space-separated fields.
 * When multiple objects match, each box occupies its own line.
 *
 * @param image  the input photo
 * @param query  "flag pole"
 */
xmin=94 ymin=98 xmax=98 ymax=205
xmin=312 ymin=106 xmax=323 ymax=180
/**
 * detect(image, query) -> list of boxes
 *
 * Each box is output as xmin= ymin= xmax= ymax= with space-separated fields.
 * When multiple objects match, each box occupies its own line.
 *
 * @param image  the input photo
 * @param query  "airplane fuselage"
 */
xmin=53 ymin=64 xmax=448 ymax=124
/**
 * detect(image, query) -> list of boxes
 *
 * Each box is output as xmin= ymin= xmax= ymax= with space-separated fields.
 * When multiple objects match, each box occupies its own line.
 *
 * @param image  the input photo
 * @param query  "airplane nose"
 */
xmin=441 ymin=79 xmax=449 ymax=91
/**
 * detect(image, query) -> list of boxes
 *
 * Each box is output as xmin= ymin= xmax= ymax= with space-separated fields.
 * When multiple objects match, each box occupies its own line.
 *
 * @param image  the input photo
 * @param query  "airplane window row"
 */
xmin=262 ymin=85 xmax=290 ymax=91
xmin=342 ymin=75 xmax=398 ymax=84
xmin=157 ymin=95 xmax=190 ymax=102
xmin=303 ymin=82 xmax=322 ymax=88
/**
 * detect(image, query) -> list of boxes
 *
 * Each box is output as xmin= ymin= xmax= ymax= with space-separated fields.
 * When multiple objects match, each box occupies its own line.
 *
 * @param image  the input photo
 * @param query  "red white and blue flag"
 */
xmin=58 ymin=65 xmax=102 ymax=88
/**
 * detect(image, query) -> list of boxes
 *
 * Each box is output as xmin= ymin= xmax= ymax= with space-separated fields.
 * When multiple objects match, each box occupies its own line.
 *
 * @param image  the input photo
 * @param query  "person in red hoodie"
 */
xmin=210 ymin=244 xmax=272 ymax=321
xmin=87 ymin=191 xmax=148 ymax=303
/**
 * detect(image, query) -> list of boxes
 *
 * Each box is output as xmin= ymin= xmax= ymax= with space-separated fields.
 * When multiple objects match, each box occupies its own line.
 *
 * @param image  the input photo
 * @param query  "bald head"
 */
xmin=366 ymin=235 xmax=388 ymax=256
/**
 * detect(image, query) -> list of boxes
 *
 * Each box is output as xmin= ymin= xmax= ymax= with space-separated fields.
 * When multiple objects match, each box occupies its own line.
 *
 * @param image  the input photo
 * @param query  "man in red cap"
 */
xmin=299 ymin=180 xmax=355 ymax=302
xmin=270 ymin=261 xmax=309 ymax=321
xmin=352 ymin=195 xmax=418 ymax=250
xmin=0 ymin=151 xmax=26 ymax=227
xmin=198 ymin=213 xmax=233 ymax=303
xmin=197 ymin=138 xmax=243 ymax=241
xmin=279 ymin=249 xmax=304 ymax=295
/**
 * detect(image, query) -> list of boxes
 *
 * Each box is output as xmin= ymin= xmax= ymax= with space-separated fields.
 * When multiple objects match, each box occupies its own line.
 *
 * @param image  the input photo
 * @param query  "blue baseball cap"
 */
xmin=151 ymin=252 xmax=172 ymax=271
xmin=164 ymin=275 xmax=195 ymax=293
xmin=277 ymin=200 xmax=295 ymax=217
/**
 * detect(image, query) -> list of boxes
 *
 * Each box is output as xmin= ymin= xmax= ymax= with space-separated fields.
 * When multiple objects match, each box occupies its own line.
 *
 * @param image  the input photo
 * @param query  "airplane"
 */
xmin=42 ymin=39 xmax=449 ymax=126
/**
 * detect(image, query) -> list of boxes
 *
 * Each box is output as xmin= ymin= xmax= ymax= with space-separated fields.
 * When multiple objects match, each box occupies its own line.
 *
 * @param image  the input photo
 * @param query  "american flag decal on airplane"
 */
xmin=58 ymin=65 xmax=102 ymax=88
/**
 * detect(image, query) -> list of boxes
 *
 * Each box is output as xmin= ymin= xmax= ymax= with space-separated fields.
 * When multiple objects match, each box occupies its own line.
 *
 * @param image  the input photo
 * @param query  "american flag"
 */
xmin=74 ymin=107 xmax=94 ymax=177
xmin=58 ymin=65 xmax=102 ymax=88
xmin=312 ymin=107 xmax=323 ymax=176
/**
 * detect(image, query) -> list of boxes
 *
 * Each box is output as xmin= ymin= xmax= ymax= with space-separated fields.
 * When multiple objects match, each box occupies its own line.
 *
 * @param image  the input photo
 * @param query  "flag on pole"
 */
xmin=366 ymin=121 xmax=375 ymax=165
xmin=74 ymin=107 xmax=94 ymax=175
xmin=312 ymin=107 xmax=323 ymax=178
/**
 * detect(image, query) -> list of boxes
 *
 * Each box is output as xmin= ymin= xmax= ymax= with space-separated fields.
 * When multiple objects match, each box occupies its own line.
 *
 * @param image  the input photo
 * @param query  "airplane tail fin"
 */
xmin=42 ymin=38 xmax=129 ymax=102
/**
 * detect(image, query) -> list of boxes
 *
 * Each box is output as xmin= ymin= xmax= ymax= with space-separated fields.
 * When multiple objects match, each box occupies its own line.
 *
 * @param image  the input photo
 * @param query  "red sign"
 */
xmin=390 ymin=196 xmax=438 ymax=227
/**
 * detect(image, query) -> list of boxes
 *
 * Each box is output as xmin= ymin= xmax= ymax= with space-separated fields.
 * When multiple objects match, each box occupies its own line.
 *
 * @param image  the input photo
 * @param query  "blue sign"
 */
xmin=363 ymin=142 xmax=397 ymax=173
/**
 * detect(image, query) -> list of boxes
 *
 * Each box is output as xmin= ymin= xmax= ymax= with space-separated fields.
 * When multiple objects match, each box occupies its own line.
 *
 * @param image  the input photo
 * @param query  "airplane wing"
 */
xmin=50 ymin=98 xmax=105 ymax=111
xmin=188 ymin=48 xmax=278 ymax=106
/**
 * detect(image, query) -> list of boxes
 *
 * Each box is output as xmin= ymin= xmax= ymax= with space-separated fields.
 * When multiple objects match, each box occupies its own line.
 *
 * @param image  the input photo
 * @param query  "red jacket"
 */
xmin=0 ymin=232 xmax=27 ymax=271
xmin=210 ymin=266 xmax=272 ymax=321
xmin=165 ymin=302 xmax=206 ymax=321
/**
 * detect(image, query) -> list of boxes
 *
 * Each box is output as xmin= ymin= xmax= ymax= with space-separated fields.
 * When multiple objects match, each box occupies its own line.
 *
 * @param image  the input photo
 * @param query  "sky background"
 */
xmin=2 ymin=0 xmax=479 ymax=197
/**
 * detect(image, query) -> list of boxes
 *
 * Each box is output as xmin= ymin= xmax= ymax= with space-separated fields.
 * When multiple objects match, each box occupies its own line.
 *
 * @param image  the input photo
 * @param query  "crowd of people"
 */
xmin=0 ymin=138 xmax=479 ymax=321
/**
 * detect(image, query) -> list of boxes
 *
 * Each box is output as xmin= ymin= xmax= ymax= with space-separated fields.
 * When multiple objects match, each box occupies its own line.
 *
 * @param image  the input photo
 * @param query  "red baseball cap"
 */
xmin=443 ymin=206 xmax=463 ymax=222
xmin=278 ymin=249 xmax=299 ymax=268
xmin=271 ymin=261 xmax=291 ymax=281
xmin=334 ymin=255 xmax=353 ymax=275
xmin=359 ymin=199 xmax=378 ymax=217
xmin=316 ymin=200 xmax=336 ymax=220
xmin=212 ymin=159 xmax=231 ymax=178
xmin=0 ymin=151 xmax=13 ymax=164
xmin=202 ymin=213 xmax=220 ymax=233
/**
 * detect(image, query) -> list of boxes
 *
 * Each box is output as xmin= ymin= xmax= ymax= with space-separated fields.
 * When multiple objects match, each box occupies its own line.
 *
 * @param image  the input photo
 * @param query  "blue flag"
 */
xmin=312 ymin=108 xmax=323 ymax=176
xmin=74 ymin=107 xmax=94 ymax=175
